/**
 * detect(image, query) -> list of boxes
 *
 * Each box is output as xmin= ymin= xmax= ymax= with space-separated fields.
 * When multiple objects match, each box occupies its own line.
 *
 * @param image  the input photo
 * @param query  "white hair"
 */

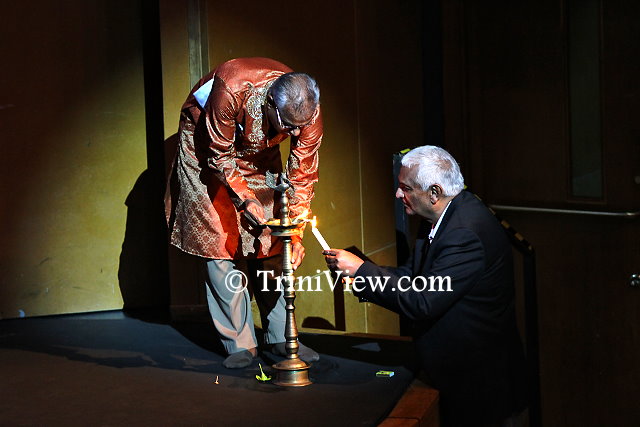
xmin=400 ymin=145 xmax=465 ymax=196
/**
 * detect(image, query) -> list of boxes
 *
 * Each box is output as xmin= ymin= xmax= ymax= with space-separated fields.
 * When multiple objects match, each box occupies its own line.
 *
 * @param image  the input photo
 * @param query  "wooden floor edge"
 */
xmin=379 ymin=378 xmax=440 ymax=427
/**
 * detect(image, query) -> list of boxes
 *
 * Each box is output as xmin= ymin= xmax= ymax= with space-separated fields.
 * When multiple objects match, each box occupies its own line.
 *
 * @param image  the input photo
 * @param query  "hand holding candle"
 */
xmin=312 ymin=216 xmax=363 ymax=279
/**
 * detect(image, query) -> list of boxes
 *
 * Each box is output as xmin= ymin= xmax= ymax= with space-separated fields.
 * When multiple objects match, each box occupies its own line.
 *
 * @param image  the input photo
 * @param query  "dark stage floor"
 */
xmin=0 ymin=310 xmax=418 ymax=426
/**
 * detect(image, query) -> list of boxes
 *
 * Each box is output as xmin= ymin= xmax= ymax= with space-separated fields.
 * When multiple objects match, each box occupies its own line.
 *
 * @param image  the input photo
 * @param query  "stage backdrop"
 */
xmin=0 ymin=0 xmax=424 ymax=337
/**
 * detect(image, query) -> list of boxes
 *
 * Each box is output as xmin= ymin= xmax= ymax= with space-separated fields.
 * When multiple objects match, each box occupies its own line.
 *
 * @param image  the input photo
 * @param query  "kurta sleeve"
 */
xmin=286 ymin=108 xmax=323 ymax=218
xmin=204 ymin=76 xmax=259 ymax=208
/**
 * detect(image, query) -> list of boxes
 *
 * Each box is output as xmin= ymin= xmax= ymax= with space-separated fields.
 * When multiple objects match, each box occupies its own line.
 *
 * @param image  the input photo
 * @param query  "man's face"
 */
xmin=264 ymin=96 xmax=314 ymax=138
xmin=396 ymin=166 xmax=432 ymax=218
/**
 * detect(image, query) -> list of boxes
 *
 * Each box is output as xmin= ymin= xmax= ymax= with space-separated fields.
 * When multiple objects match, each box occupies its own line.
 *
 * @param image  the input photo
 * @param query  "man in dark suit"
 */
xmin=324 ymin=145 xmax=527 ymax=426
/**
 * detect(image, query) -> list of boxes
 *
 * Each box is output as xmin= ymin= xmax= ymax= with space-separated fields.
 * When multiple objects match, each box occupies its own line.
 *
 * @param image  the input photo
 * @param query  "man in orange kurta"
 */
xmin=165 ymin=57 xmax=322 ymax=368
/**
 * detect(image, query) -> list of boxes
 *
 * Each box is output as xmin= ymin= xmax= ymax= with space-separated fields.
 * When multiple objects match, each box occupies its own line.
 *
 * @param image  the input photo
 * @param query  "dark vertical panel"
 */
xmin=188 ymin=0 xmax=210 ymax=87
xmin=422 ymin=0 xmax=444 ymax=148
xmin=123 ymin=0 xmax=169 ymax=310
xmin=441 ymin=0 xmax=470 ymax=178
xmin=601 ymin=0 xmax=640 ymax=210
xmin=463 ymin=1 xmax=568 ymax=204
xmin=521 ymin=250 xmax=541 ymax=427
xmin=142 ymin=0 xmax=166 ymax=175
xmin=568 ymin=0 xmax=603 ymax=198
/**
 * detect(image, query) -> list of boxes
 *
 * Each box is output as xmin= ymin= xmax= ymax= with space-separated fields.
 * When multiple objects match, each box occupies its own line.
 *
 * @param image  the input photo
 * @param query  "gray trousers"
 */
xmin=204 ymin=256 xmax=286 ymax=354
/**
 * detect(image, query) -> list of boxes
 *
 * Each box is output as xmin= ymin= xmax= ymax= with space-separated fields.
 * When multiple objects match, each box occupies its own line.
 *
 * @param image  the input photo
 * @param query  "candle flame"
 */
xmin=311 ymin=215 xmax=318 ymax=228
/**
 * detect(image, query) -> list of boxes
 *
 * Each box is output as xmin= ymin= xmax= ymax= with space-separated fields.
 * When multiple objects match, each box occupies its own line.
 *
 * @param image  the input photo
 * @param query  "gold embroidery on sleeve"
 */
xmin=245 ymin=80 xmax=274 ymax=143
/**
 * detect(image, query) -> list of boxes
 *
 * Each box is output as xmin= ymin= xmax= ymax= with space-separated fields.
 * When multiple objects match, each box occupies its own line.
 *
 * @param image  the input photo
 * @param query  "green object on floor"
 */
xmin=256 ymin=363 xmax=272 ymax=382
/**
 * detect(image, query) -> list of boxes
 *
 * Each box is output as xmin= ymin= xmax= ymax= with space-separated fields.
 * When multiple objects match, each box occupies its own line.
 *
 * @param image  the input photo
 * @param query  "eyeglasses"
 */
xmin=267 ymin=96 xmax=311 ymax=134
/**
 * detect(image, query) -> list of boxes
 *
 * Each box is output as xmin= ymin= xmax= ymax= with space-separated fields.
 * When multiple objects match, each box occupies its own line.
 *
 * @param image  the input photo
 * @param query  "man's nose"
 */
xmin=395 ymin=188 xmax=403 ymax=198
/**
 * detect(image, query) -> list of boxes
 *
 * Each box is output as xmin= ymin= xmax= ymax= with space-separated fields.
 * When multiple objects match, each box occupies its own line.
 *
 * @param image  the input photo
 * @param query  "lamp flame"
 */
xmin=293 ymin=208 xmax=310 ymax=223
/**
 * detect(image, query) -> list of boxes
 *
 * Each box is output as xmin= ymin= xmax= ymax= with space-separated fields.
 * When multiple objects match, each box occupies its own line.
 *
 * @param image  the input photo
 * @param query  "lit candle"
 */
xmin=312 ymin=216 xmax=353 ymax=284
xmin=311 ymin=216 xmax=330 ymax=250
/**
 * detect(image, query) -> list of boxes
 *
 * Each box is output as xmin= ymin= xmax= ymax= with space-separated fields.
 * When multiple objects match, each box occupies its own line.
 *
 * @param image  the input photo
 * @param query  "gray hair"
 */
xmin=270 ymin=72 xmax=320 ymax=124
xmin=400 ymin=145 xmax=465 ymax=197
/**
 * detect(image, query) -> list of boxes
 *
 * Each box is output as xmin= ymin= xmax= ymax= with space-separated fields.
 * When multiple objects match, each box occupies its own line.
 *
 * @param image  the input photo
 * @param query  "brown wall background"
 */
xmin=0 ymin=0 xmax=155 ymax=318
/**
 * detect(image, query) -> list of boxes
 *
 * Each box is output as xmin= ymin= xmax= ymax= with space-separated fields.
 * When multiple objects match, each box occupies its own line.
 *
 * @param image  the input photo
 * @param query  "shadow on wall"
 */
xmin=117 ymin=166 xmax=170 ymax=313
xmin=117 ymin=132 xmax=208 ymax=322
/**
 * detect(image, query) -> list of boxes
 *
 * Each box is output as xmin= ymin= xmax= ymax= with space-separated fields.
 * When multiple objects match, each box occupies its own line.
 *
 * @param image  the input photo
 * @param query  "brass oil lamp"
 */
xmin=264 ymin=173 xmax=312 ymax=387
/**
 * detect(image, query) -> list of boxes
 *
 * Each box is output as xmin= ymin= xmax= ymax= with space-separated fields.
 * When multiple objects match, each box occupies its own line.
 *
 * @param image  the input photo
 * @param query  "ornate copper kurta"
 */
xmin=165 ymin=57 xmax=322 ymax=260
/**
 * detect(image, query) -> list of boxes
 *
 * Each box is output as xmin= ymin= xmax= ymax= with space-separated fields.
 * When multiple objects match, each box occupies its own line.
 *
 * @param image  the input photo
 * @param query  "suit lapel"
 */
xmin=419 ymin=191 xmax=465 ymax=272
xmin=415 ymin=220 xmax=432 ymax=273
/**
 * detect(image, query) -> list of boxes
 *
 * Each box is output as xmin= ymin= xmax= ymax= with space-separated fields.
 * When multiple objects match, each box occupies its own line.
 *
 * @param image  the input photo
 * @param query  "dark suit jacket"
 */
xmin=355 ymin=190 xmax=527 ymax=426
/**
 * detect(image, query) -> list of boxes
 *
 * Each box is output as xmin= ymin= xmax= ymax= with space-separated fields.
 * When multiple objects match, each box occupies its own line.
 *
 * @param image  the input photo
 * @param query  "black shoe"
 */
xmin=223 ymin=349 xmax=255 ymax=369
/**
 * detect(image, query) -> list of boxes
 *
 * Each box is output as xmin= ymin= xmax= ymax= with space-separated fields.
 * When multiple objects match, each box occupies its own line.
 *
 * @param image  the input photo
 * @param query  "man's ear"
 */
xmin=430 ymin=185 xmax=443 ymax=204
xmin=311 ymin=105 xmax=320 ymax=122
